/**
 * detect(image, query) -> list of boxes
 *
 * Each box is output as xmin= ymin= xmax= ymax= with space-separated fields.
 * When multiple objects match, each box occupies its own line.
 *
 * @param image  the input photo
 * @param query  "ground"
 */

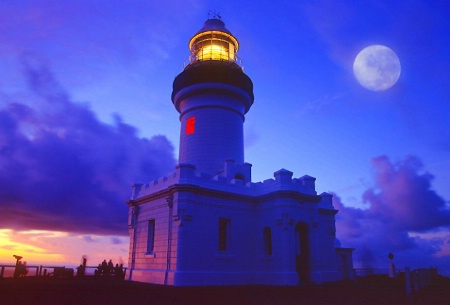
xmin=0 ymin=275 xmax=449 ymax=305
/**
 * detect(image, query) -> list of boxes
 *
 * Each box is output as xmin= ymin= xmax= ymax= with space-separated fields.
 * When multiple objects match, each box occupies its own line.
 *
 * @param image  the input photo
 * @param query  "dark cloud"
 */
xmin=0 ymin=57 xmax=176 ymax=235
xmin=364 ymin=156 xmax=450 ymax=232
xmin=83 ymin=236 xmax=98 ymax=243
xmin=335 ymin=155 xmax=450 ymax=271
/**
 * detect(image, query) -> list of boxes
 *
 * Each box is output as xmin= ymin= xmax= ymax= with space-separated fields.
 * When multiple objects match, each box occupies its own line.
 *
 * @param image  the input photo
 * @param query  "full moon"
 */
xmin=353 ymin=45 xmax=401 ymax=91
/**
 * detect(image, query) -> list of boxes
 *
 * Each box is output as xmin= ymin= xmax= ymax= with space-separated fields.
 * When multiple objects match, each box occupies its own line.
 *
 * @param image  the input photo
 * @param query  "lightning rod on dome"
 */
xmin=208 ymin=10 xmax=221 ymax=20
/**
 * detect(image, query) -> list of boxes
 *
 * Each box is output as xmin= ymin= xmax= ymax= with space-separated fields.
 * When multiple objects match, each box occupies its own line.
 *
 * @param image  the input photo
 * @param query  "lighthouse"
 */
xmin=172 ymin=18 xmax=253 ymax=175
xmin=126 ymin=17 xmax=354 ymax=286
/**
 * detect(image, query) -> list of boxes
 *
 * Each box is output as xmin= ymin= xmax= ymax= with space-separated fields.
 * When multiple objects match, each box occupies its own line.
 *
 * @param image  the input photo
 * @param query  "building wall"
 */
xmin=127 ymin=165 xmax=345 ymax=286
xmin=126 ymin=163 xmax=353 ymax=286
xmin=172 ymin=191 xmax=257 ymax=285
xmin=127 ymin=196 xmax=178 ymax=285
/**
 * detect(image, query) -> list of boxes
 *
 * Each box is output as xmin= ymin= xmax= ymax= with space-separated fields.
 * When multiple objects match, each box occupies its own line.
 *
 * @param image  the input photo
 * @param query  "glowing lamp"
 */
xmin=187 ymin=18 xmax=240 ymax=66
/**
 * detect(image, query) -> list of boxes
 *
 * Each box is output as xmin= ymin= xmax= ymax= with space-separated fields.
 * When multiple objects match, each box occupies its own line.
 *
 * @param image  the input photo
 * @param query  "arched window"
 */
xmin=263 ymin=227 xmax=272 ymax=255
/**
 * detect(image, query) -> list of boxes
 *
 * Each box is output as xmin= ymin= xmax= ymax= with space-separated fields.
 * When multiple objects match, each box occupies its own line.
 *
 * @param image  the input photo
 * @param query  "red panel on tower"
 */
xmin=186 ymin=116 xmax=195 ymax=134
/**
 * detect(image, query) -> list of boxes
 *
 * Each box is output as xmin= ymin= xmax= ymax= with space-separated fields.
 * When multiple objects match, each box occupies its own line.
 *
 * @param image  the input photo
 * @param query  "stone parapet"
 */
xmin=131 ymin=161 xmax=321 ymax=201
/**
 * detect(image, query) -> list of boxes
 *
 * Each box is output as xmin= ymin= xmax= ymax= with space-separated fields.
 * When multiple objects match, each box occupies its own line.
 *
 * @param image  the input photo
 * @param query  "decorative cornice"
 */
xmin=126 ymin=183 xmax=321 ymax=206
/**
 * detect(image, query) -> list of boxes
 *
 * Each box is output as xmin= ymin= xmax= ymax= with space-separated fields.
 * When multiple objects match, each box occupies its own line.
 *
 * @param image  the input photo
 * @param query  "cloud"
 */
xmin=244 ymin=125 xmax=259 ymax=149
xmin=335 ymin=155 xmax=450 ymax=272
xmin=0 ymin=56 xmax=176 ymax=235
xmin=364 ymin=156 xmax=450 ymax=231
xmin=111 ymin=237 xmax=123 ymax=245
xmin=82 ymin=236 xmax=98 ymax=243
xmin=295 ymin=92 xmax=344 ymax=117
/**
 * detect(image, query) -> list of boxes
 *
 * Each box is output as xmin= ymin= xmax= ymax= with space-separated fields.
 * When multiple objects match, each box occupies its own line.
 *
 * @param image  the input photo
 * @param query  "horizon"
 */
xmin=1 ymin=1 xmax=449 ymax=274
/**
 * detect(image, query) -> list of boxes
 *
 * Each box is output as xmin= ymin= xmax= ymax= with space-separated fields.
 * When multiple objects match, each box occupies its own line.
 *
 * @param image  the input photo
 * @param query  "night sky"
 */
xmin=1 ymin=1 xmax=449 ymax=273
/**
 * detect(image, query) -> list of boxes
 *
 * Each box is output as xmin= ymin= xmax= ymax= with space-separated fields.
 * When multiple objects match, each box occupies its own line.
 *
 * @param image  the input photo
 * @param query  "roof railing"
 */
xmin=183 ymin=51 xmax=244 ymax=71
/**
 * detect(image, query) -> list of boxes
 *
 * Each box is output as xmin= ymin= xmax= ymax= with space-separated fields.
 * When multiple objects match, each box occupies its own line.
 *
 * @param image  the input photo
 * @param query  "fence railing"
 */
xmin=354 ymin=268 xmax=397 ymax=277
xmin=182 ymin=52 xmax=244 ymax=70
xmin=0 ymin=264 xmax=127 ymax=279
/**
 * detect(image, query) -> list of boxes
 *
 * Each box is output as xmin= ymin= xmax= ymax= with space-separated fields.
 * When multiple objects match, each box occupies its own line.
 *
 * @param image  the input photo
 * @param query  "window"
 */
xmin=234 ymin=173 xmax=245 ymax=180
xmin=147 ymin=219 xmax=155 ymax=253
xmin=218 ymin=218 xmax=230 ymax=252
xmin=186 ymin=116 xmax=195 ymax=135
xmin=263 ymin=227 xmax=272 ymax=255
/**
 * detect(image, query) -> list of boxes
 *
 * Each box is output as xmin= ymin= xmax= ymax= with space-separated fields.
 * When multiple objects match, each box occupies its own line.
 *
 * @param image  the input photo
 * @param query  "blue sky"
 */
xmin=1 ymin=1 xmax=449 ymax=272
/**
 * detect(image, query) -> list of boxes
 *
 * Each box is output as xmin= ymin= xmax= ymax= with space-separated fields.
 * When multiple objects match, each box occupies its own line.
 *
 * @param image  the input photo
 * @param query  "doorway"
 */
xmin=295 ymin=222 xmax=310 ymax=284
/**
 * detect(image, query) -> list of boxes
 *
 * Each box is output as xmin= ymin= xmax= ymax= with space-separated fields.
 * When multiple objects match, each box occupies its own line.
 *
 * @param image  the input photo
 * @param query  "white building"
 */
xmin=126 ymin=18 xmax=354 ymax=286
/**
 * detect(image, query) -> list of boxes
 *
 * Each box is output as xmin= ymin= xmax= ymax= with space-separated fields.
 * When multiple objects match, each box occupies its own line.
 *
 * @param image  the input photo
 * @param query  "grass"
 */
xmin=1 ymin=275 xmax=449 ymax=305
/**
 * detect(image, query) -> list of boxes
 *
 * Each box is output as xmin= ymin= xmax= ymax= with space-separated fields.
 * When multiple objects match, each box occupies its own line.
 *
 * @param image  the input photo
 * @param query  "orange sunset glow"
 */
xmin=0 ymin=229 xmax=128 ymax=267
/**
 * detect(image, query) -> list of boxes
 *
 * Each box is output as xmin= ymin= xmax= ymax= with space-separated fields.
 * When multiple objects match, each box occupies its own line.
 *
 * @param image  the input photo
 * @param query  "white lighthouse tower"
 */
xmin=173 ymin=18 xmax=253 ymax=176
xmin=126 ymin=17 xmax=354 ymax=286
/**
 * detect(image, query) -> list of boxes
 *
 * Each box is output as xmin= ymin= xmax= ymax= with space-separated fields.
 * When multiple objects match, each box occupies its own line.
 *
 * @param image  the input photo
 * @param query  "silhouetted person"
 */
xmin=108 ymin=259 xmax=114 ymax=274
xmin=76 ymin=264 xmax=85 ymax=277
xmin=95 ymin=264 xmax=102 ymax=276
xmin=22 ymin=262 xmax=28 ymax=277
xmin=101 ymin=260 xmax=108 ymax=275
xmin=14 ymin=261 xmax=27 ymax=278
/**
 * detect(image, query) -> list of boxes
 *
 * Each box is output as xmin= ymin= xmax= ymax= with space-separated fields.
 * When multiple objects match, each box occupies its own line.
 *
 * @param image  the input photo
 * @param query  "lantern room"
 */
xmin=187 ymin=18 xmax=240 ymax=66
